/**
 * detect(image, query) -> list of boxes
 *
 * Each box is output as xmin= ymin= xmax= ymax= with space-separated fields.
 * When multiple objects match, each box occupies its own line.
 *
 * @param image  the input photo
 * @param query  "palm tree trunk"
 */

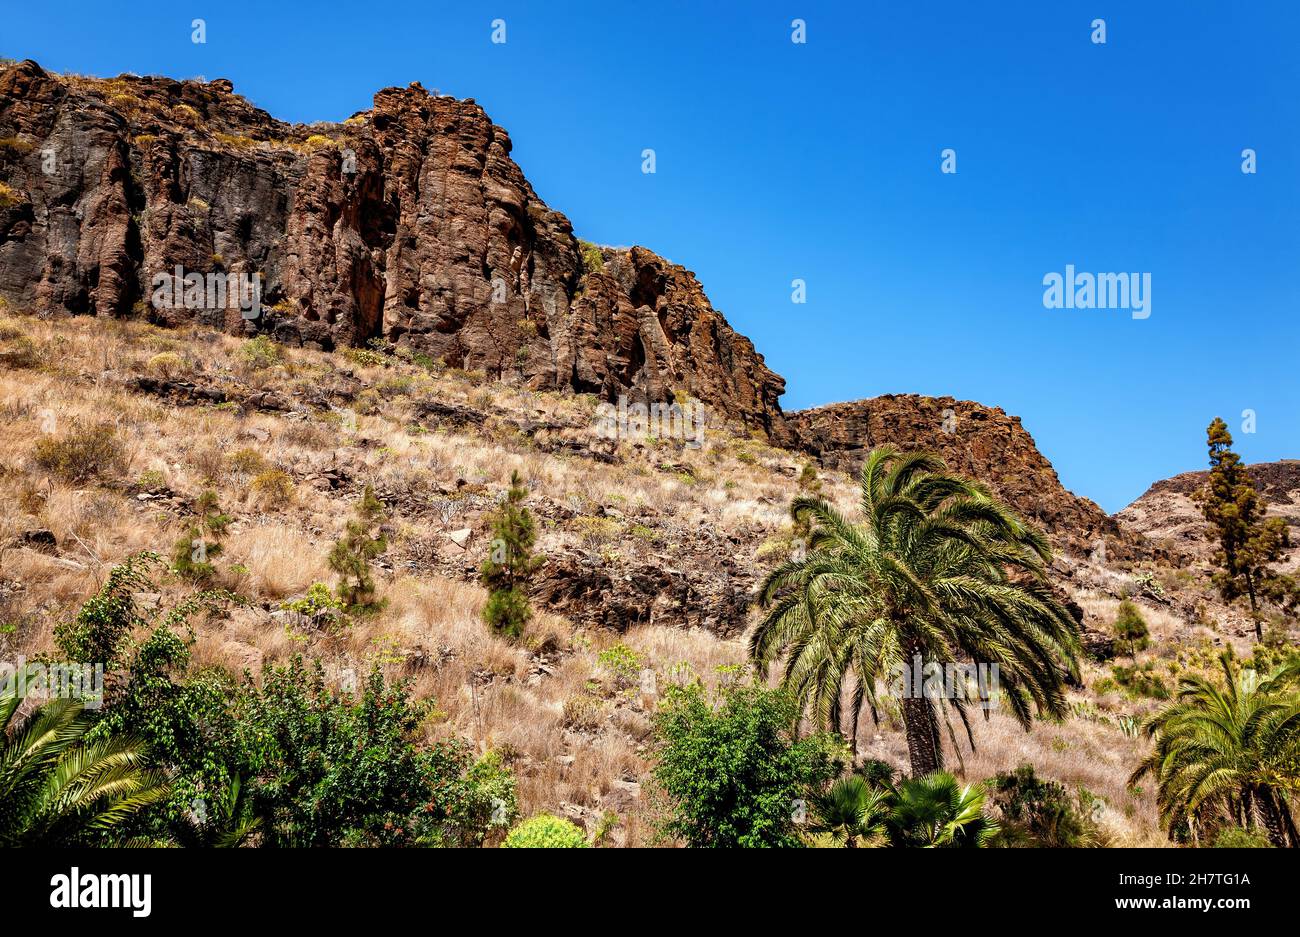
xmin=1258 ymin=787 xmax=1290 ymax=848
xmin=901 ymin=693 xmax=940 ymax=778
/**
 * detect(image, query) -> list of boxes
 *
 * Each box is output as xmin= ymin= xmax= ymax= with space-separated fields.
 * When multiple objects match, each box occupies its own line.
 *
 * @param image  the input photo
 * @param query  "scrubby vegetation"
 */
xmin=1 ymin=309 xmax=1297 ymax=849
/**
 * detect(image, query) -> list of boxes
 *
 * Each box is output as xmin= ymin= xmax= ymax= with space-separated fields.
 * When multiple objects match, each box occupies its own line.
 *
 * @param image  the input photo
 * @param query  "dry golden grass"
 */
xmin=0 ymin=308 xmax=1237 ymax=846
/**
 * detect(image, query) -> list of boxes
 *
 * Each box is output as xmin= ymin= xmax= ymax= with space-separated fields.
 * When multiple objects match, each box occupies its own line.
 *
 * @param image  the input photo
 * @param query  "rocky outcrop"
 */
xmin=1118 ymin=460 xmax=1300 ymax=571
xmin=784 ymin=394 xmax=1152 ymax=560
xmin=0 ymin=60 xmax=784 ymax=431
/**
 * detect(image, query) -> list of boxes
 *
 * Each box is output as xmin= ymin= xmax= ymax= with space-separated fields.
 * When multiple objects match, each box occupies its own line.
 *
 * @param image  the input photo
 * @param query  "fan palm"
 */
xmin=887 ymin=771 xmax=999 ymax=847
xmin=0 ymin=678 xmax=170 ymax=846
xmin=809 ymin=774 xmax=890 ymax=847
xmin=752 ymin=446 xmax=1081 ymax=777
xmin=1131 ymin=652 xmax=1300 ymax=847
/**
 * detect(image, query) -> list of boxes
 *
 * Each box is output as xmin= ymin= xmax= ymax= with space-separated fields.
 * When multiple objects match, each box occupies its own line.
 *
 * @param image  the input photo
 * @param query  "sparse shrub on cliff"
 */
xmin=173 ymin=489 xmax=231 ymax=581
xmin=0 ymin=137 xmax=34 ymax=158
xmin=33 ymin=421 xmax=124 ymax=482
xmin=251 ymin=468 xmax=295 ymax=509
xmin=226 ymin=447 xmax=268 ymax=476
xmin=0 ymin=181 xmax=22 ymax=208
xmin=238 ymin=334 xmax=281 ymax=370
xmin=502 ymin=813 xmax=588 ymax=848
xmin=329 ymin=485 xmax=388 ymax=614
xmin=480 ymin=470 xmax=541 ymax=639
xmin=1113 ymin=600 xmax=1150 ymax=658
xmin=579 ymin=239 xmax=604 ymax=275
xmin=146 ymin=351 xmax=187 ymax=379
xmin=303 ymin=134 xmax=338 ymax=150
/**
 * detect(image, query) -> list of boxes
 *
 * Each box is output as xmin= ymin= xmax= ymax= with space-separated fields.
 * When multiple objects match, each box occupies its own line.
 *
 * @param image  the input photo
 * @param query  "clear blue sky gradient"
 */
xmin=5 ymin=1 xmax=1297 ymax=512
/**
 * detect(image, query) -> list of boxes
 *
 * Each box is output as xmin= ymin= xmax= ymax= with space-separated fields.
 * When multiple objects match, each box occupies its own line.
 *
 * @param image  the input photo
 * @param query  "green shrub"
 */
xmin=651 ymin=681 xmax=843 ymax=847
xmin=1212 ymin=826 xmax=1274 ymax=848
xmin=1113 ymin=600 xmax=1150 ymax=658
xmin=578 ymin=240 xmax=604 ymax=275
xmin=987 ymin=764 xmax=1102 ymax=847
xmin=238 ymin=334 xmax=281 ymax=370
xmin=479 ymin=471 xmax=540 ymax=639
xmin=503 ymin=813 xmax=588 ymax=848
xmin=329 ymin=485 xmax=387 ymax=613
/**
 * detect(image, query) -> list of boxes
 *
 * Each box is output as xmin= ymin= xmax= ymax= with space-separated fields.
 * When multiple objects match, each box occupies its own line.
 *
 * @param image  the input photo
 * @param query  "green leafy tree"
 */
xmin=172 ymin=489 xmax=230 ymax=581
xmin=328 ymin=485 xmax=387 ymax=613
xmin=752 ymin=447 xmax=1080 ymax=778
xmin=886 ymin=771 xmax=999 ymax=848
xmin=503 ymin=813 xmax=588 ymax=848
xmin=479 ymin=470 xmax=541 ymax=639
xmin=651 ymin=681 xmax=843 ymax=848
xmin=809 ymin=774 xmax=890 ymax=847
xmin=1113 ymin=600 xmax=1150 ymax=659
xmin=235 ymin=657 xmax=514 ymax=847
xmin=1131 ymin=652 xmax=1300 ymax=847
xmin=0 ymin=687 xmax=170 ymax=846
xmin=1195 ymin=418 xmax=1292 ymax=640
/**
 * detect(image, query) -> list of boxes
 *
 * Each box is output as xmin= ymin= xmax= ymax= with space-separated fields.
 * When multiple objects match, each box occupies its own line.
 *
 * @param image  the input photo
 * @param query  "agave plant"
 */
xmin=1131 ymin=652 xmax=1300 ymax=847
xmin=752 ymin=446 xmax=1080 ymax=777
xmin=0 ymin=679 xmax=169 ymax=846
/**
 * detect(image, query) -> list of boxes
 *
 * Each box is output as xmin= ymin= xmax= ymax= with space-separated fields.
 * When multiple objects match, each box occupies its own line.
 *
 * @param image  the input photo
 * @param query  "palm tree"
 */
xmin=0 ymin=680 xmax=169 ymax=846
xmin=1131 ymin=652 xmax=1300 ymax=847
xmin=809 ymin=774 xmax=890 ymax=847
xmin=752 ymin=447 xmax=1080 ymax=777
xmin=172 ymin=774 xmax=263 ymax=848
xmin=887 ymin=771 xmax=999 ymax=847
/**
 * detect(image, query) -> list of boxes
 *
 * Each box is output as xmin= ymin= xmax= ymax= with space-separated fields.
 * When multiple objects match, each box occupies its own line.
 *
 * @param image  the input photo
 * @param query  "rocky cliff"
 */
xmin=784 ymin=394 xmax=1151 ymax=560
xmin=0 ymin=60 xmax=785 ymax=432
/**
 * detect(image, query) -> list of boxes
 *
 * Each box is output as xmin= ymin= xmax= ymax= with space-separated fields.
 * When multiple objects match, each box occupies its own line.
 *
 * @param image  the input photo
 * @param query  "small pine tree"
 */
xmin=329 ymin=485 xmax=387 ymax=613
xmin=1194 ymin=418 xmax=1291 ymax=639
xmin=172 ymin=489 xmax=230 ymax=581
xmin=1113 ymin=600 xmax=1150 ymax=659
xmin=480 ymin=470 xmax=541 ymax=639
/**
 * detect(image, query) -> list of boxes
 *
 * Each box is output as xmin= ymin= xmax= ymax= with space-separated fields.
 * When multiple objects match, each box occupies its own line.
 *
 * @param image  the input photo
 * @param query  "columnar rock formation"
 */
xmin=784 ymin=395 xmax=1149 ymax=560
xmin=0 ymin=61 xmax=785 ymax=432
xmin=0 ymin=60 xmax=1162 ymax=560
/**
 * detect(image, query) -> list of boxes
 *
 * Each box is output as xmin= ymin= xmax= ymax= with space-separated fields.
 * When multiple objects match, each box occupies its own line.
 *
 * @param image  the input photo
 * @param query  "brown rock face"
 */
xmin=0 ymin=61 xmax=783 ymax=431
xmin=1118 ymin=460 xmax=1300 ymax=572
xmin=784 ymin=394 xmax=1149 ymax=560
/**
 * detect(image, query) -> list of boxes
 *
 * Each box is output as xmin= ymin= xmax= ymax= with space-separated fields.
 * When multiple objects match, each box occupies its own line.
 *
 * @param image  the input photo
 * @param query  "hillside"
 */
xmin=0 ymin=61 xmax=1294 ymax=851
xmin=1117 ymin=461 xmax=1300 ymax=585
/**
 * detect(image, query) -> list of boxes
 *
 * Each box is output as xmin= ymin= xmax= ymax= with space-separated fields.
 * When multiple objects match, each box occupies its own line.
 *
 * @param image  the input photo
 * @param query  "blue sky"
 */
xmin=5 ymin=1 xmax=1297 ymax=512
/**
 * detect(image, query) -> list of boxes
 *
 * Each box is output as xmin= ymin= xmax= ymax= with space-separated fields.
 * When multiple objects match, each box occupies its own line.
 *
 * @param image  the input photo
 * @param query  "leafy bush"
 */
xmin=503 ymin=813 xmax=588 ymax=848
xmin=579 ymin=240 xmax=604 ymax=275
xmin=1212 ymin=826 xmax=1274 ymax=848
xmin=987 ymin=764 xmax=1101 ymax=847
xmin=236 ymin=657 xmax=513 ymax=847
xmin=651 ymin=682 xmax=842 ymax=847
xmin=598 ymin=642 xmax=642 ymax=690
xmin=33 ymin=421 xmax=124 ymax=482
xmin=238 ymin=334 xmax=281 ymax=370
